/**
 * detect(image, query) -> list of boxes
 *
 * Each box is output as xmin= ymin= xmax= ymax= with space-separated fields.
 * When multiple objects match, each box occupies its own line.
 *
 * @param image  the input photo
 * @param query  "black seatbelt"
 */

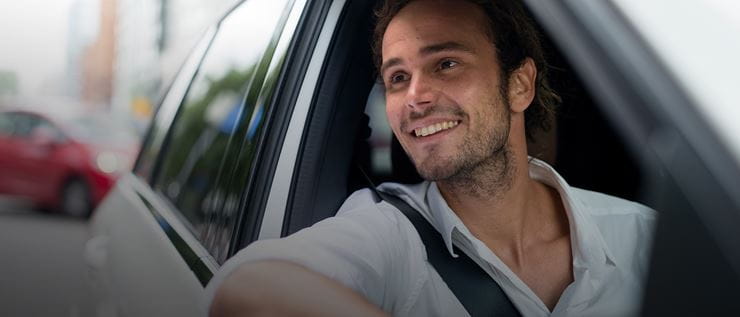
xmin=359 ymin=168 xmax=521 ymax=317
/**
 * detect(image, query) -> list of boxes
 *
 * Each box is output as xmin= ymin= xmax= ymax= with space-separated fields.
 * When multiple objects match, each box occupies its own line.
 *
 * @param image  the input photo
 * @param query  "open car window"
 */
xmin=279 ymin=0 xmax=656 ymax=239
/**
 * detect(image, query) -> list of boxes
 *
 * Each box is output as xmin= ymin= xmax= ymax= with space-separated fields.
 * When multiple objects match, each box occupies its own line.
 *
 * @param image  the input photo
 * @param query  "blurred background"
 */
xmin=0 ymin=1 xmax=241 ymax=316
xmin=0 ymin=0 xmax=241 ymax=127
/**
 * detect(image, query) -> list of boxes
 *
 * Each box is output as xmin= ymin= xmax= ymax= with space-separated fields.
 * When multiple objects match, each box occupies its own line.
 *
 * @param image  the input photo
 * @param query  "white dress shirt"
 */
xmin=205 ymin=158 xmax=657 ymax=316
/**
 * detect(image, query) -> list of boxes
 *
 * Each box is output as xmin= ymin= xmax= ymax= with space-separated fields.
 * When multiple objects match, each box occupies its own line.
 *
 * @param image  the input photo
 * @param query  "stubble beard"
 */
xmin=414 ymin=98 xmax=515 ymax=200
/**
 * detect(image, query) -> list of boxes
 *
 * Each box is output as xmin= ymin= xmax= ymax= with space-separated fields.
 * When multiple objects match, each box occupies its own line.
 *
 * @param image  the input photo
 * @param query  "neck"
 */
xmin=437 ymin=143 xmax=529 ymax=239
xmin=437 ymin=145 xmax=567 ymax=267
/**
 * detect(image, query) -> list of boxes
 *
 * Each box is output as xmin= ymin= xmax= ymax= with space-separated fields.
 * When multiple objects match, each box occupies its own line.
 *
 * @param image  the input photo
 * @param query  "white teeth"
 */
xmin=414 ymin=121 xmax=459 ymax=137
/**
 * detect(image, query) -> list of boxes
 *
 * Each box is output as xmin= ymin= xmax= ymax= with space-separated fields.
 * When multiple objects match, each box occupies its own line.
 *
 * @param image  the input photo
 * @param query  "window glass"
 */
xmin=201 ymin=0 xmax=304 ymax=263
xmin=31 ymin=119 xmax=65 ymax=143
xmin=0 ymin=113 xmax=13 ymax=136
xmin=135 ymin=28 xmax=216 ymax=181
xmin=152 ymin=0 xmax=293 ymax=237
xmin=5 ymin=113 xmax=64 ymax=142
xmin=10 ymin=113 xmax=43 ymax=138
xmin=205 ymin=57 xmax=284 ymax=262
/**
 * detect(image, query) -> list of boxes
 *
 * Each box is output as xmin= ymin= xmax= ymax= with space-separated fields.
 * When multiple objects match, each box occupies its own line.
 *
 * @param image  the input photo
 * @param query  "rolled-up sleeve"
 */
xmin=203 ymin=188 xmax=423 ymax=315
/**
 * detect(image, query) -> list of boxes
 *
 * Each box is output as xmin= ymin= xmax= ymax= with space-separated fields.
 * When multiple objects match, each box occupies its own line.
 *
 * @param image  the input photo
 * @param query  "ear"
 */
xmin=507 ymin=57 xmax=537 ymax=113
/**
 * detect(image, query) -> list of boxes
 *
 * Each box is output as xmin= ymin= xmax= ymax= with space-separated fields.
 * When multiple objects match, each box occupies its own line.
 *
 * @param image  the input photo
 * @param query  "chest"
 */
xmin=402 ymin=256 xmax=630 ymax=317
xmin=392 ymin=227 xmax=642 ymax=317
xmin=487 ymin=236 xmax=574 ymax=310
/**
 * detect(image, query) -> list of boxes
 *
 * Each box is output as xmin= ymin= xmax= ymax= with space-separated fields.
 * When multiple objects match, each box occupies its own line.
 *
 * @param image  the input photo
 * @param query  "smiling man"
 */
xmin=207 ymin=0 xmax=656 ymax=316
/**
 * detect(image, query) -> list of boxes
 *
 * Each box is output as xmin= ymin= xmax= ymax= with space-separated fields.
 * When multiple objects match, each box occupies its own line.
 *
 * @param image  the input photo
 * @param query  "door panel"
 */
xmin=87 ymin=175 xmax=213 ymax=317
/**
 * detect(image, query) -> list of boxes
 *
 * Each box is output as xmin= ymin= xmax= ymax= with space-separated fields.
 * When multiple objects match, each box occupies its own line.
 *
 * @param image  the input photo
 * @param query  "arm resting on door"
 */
xmin=210 ymin=260 xmax=389 ymax=317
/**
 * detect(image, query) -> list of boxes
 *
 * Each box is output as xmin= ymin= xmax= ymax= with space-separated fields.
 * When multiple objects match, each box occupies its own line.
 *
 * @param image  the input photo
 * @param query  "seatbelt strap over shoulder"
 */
xmin=372 ymin=189 xmax=521 ymax=317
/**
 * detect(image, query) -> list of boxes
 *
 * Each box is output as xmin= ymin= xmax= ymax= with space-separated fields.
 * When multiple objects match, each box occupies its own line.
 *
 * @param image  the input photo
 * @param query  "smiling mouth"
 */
xmin=413 ymin=120 xmax=460 ymax=137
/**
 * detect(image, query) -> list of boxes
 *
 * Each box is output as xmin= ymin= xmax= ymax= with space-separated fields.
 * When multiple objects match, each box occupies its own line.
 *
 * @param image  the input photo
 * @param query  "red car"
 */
xmin=0 ymin=108 xmax=139 ymax=217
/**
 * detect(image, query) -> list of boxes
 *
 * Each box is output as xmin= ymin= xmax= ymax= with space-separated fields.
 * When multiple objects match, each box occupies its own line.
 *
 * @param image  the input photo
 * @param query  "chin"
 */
xmin=415 ymin=158 xmax=461 ymax=181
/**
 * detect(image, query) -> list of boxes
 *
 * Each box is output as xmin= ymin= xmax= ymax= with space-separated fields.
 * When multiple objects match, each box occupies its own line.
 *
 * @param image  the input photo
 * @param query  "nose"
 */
xmin=405 ymin=73 xmax=436 ymax=110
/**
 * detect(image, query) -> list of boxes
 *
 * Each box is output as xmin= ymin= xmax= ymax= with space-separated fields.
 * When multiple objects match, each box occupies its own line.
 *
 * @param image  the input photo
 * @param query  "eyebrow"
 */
xmin=380 ymin=41 xmax=474 ymax=76
xmin=419 ymin=41 xmax=474 ymax=56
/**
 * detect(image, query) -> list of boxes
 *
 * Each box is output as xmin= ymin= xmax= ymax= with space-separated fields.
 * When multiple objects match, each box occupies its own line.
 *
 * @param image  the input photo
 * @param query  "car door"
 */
xmin=85 ymin=0 xmax=317 ymax=315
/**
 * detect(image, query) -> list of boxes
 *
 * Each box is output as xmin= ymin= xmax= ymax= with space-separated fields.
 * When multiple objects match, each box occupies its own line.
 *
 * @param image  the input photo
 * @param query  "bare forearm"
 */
xmin=210 ymin=260 xmax=389 ymax=317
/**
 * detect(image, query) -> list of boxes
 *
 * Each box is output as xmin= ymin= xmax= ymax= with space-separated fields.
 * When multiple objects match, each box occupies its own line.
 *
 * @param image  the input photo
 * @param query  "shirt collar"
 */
xmin=424 ymin=157 xmax=617 ymax=269
xmin=527 ymin=158 xmax=617 ymax=270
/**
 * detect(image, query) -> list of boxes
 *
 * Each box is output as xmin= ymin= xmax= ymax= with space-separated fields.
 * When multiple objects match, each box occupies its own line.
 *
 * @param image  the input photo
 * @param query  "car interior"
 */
xmin=279 ymin=0 xmax=646 ymax=236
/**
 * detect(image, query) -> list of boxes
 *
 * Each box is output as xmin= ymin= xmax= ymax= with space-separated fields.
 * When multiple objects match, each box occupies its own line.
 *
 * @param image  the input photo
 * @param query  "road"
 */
xmin=0 ymin=196 xmax=95 ymax=317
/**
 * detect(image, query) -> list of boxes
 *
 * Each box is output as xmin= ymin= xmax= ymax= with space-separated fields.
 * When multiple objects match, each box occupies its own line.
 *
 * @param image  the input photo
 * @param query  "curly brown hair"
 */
xmin=372 ymin=0 xmax=560 ymax=141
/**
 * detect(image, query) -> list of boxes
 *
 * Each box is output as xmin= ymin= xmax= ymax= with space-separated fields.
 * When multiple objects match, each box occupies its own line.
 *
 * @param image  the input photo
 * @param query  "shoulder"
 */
xmin=571 ymin=187 xmax=657 ymax=226
xmin=571 ymin=188 xmax=657 ymax=268
xmin=335 ymin=182 xmax=432 ymax=230
xmin=333 ymin=186 xmax=412 ymax=230
xmin=334 ymin=185 xmax=431 ymax=268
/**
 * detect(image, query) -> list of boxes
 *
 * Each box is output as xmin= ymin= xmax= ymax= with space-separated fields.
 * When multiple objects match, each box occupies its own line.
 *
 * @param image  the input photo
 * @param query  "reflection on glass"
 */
xmin=152 ymin=0 xmax=292 ymax=244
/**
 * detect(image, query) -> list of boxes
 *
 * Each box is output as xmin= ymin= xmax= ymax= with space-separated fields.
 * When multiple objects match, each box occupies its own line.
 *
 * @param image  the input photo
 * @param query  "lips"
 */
xmin=413 ymin=120 xmax=460 ymax=137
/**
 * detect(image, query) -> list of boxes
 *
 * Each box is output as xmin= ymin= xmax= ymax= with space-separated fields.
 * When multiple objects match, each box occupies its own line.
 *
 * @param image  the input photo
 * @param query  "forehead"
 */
xmin=381 ymin=0 xmax=490 ymax=56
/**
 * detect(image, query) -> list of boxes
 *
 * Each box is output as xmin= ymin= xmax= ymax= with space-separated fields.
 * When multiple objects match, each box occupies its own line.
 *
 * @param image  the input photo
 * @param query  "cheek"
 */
xmin=385 ymin=99 xmax=403 ymax=127
xmin=443 ymin=73 xmax=487 ymax=105
xmin=464 ymin=92 xmax=503 ymax=134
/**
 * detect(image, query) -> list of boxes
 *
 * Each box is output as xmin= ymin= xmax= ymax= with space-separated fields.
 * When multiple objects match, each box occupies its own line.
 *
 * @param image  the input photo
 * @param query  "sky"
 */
xmin=0 ymin=0 xmax=74 ymax=96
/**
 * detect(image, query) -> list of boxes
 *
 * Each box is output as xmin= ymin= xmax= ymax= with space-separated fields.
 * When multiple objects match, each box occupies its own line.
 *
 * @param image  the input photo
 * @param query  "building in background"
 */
xmin=113 ymin=0 xmax=237 ymax=133
xmin=80 ymin=0 xmax=117 ymax=108
xmin=64 ymin=0 xmax=237 ymax=132
xmin=67 ymin=0 xmax=100 ymax=103
xmin=112 ymin=0 xmax=163 ymax=127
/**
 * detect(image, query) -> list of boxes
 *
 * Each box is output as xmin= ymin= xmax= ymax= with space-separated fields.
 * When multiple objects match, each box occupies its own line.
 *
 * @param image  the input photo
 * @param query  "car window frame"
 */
xmin=252 ymin=0 xmax=348 ymax=242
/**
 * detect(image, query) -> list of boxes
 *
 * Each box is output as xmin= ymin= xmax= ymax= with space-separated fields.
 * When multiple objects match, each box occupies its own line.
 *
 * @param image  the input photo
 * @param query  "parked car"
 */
xmin=0 ymin=108 xmax=138 ymax=217
xmin=85 ymin=0 xmax=740 ymax=316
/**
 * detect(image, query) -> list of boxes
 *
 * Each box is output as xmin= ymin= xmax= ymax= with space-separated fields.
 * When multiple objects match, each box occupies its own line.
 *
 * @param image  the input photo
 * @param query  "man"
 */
xmin=207 ymin=0 xmax=656 ymax=316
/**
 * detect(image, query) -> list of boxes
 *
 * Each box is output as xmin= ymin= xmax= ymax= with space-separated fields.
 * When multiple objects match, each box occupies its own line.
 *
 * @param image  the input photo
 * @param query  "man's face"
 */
xmin=381 ymin=0 xmax=512 ymax=181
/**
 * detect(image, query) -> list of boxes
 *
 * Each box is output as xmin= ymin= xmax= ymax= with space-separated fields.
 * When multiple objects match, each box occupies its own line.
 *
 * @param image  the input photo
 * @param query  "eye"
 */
xmin=439 ymin=59 xmax=459 ymax=70
xmin=388 ymin=72 xmax=409 ymax=84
